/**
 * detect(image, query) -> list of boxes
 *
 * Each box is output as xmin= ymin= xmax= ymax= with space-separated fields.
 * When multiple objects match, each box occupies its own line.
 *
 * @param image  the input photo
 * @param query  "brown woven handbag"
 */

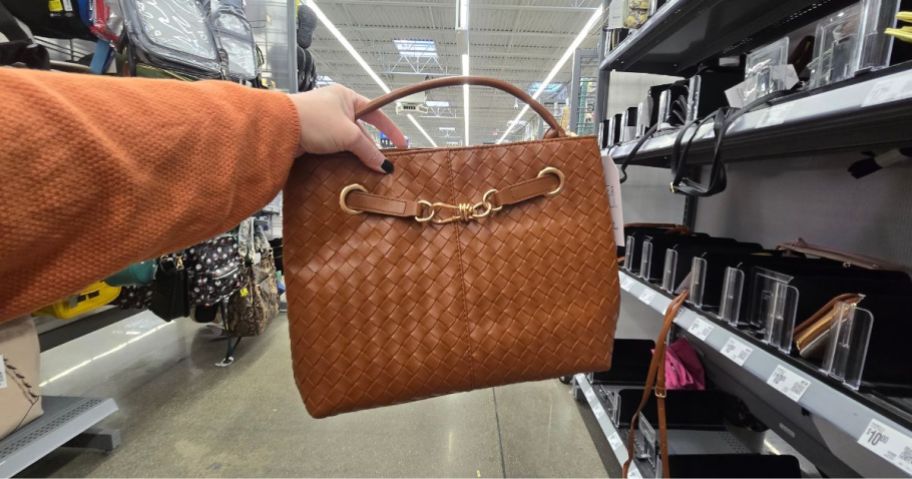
xmin=284 ymin=76 xmax=620 ymax=418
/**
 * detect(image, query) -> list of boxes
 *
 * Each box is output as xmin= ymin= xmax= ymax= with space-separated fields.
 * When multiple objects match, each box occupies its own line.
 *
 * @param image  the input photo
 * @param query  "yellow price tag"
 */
xmin=48 ymin=0 xmax=64 ymax=13
xmin=239 ymin=287 xmax=249 ymax=297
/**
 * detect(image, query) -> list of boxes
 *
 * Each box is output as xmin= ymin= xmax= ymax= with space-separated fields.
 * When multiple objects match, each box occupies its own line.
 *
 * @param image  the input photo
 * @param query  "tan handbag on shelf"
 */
xmin=793 ymin=293 xmax=864 ymax=357
xmin=0 ymin=316 xmax=43 ymax=440
xmin=284 ymin=76 xmax=620 ymax=418
xmin=778 ymin=238 xmax=908 ymax=272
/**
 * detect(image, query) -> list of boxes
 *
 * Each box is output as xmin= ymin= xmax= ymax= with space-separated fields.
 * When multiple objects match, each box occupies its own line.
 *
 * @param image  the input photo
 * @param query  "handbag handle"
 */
xmin=355 ymin=76 xmax=567 ymax=139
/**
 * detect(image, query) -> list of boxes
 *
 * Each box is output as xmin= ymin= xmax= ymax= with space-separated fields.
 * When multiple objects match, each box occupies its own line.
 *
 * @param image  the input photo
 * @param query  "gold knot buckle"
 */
xmin=417 ymin=191 xmax=497 ymax=224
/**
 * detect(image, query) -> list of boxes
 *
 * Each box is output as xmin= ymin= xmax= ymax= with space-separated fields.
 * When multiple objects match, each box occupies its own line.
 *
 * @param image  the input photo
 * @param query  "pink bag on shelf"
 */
xmin=664 ymin=338 xmax=706 ymax=390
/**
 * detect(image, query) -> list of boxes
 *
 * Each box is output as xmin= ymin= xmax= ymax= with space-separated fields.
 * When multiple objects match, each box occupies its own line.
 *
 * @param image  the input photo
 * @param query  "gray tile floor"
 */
xmin=20 ymin=311 xmax=609 ymax=478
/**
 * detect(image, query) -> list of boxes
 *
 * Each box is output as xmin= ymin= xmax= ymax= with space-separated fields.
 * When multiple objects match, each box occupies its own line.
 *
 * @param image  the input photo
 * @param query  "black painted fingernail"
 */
xmin=381 ymin=159 xmax=394 ymax=174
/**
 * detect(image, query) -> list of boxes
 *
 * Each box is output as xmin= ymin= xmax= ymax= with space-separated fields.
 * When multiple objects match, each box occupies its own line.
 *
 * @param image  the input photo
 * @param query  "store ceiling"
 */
xmin=307 ymin=0 xmax=603 ymax=147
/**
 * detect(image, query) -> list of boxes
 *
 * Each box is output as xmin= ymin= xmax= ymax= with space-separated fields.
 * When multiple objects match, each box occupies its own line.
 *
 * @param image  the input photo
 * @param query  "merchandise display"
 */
xmin=5 ymin=0 xmax=912 ymax=476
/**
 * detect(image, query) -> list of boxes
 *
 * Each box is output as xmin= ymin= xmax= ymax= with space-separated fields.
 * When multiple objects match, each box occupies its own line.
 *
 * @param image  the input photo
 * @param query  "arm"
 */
xmin=0 ymin=68 xmax=404 ymax=321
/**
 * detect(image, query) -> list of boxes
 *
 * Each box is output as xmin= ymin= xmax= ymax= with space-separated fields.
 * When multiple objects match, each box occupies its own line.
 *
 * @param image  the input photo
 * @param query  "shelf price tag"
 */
xmin=720 ymin=337 xmax=753 ymax=366
xmin=862 ymin=76 xmax=912 ymax=108
xmin=766 ymin=365 xmax=811 ymax=402
xmin=758 ymin=101 xmax=795 ymax=127
xmin=621 ymin=275 xmax=633 ymax=290
xmin=638 ymin=288 xmax=656 ymax=305
xmin=627 ymin=462 xmax=643 ymax=479
xmin=607 ymin=432 xmax=624 ymax=452
xmin=687 ymin=317 xmax=714 ymax=341
xmin=857 ymin=419 xmax=912 ymax=475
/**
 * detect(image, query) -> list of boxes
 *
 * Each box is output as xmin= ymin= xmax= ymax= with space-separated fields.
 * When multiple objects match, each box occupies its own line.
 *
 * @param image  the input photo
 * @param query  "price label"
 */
xmin=720 ymin=337 xmax=753 ymax=366
xmin=858 ymin=419 xmax=912 ymax=475
xmin=638 ymin=288 xmax=656 ymax=305
xmin=687 ymin=318 xmax=714 ymax=341
xmin=620 ymin=275 xmax=633 ymax=290
xmin=758 ymin=102 xmax=795 ymax=127
xmin=862 ymin=76 xmax=912 ymax=107
xmin=607 ymin=432 xmax=624 ymax=452
xmin=0 ymin=355 xmax=6 ymax=390
xmin=627 ymin=462 xmax=643 ymax=479
xmin=767 ymin=365 xmax=811 ymax=402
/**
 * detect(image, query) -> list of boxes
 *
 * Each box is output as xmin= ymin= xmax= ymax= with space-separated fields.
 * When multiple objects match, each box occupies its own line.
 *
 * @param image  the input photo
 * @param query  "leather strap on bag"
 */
xmin=355 ymin=76 xmax=567 ymax=139
xmin=340 ymin=166 xmax=564 ymax=224
xmin=778 ymin=238 xmax=907 ymax=272
xmin=623 ymin=291 xmax=688 ymax=478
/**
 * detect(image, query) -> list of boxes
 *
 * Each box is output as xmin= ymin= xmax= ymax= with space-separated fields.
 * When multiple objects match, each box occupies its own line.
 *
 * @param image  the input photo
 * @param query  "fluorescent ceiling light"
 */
xmin=462 ymin=53 xmax=470 ymax=146
xmin=497 ymin=6 xmax=604 ymax=144
xmin=426 ymin=100 xmax=450 ymax=107
xmin=456 ymin=0 xmax=469 ymax=30
xmin=439 ymin=126 xmax=456 ymax=132
xmin=394 ymin=39 xmax=438 ymax=59
xmin=446 ymin=141 xmax=462 ymax=146
xmin=306 ymin=1 xmax=437 ymax=147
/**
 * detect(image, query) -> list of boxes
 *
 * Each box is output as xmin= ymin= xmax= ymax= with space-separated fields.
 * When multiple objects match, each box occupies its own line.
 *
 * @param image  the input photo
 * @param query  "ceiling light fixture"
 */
xmin=462 ymin=53 xmax=470 ymax=146
xmin=496 ymin=6 xmax=604 ymax=144
xmin=456 ymin=0 xmax=469 ymax=31
xmin=306 ymin=1 xmax=438 ymax=147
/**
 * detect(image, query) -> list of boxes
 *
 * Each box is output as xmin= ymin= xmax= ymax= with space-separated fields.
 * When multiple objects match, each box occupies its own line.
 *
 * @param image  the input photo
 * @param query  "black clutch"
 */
xmin=607 ymin=388 xmax=728 ymax=430
xmin=590 ymin=339 xmax=655 ymax=386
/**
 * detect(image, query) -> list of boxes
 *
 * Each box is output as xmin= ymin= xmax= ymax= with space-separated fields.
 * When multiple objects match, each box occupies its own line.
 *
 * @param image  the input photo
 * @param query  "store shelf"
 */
xmin=0 ymin=396 xmax=119 ymax=477
xmin=599 ymin=0 xmax=852 ymax=75
xmin=608 ymin=65 xmax=912 ymax=167
xmin=618 ymin=271 xmax=912 ymax=477
xmin=575 ymin=374 xmax=630 ymax=464
xmin=575 ymin=374 xmax=763 ymax=476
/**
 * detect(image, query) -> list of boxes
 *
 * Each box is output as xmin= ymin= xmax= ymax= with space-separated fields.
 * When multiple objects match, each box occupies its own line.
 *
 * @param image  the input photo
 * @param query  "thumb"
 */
xmin=348 ymin=127 xmax=393 ymax=174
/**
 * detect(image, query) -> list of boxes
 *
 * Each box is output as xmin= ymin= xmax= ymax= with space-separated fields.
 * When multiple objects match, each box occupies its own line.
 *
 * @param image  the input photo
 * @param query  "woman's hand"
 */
xmin=288 ymin=84 xmax=407 ymax=173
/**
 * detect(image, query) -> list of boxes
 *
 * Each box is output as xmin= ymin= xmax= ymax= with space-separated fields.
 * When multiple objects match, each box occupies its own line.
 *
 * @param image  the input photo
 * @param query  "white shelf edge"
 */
xmin=574 ymin=373 xmax=629 ymax=464
xmin=618 ymin=271 xmax=912 ymax=477
xmin=0 ymin=396 xmax=118 ymax=477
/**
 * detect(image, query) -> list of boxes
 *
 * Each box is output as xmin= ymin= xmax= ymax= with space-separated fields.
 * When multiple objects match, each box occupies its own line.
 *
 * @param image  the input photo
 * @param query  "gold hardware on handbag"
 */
xmin=284 ymin=76 xmax=620 ymax=418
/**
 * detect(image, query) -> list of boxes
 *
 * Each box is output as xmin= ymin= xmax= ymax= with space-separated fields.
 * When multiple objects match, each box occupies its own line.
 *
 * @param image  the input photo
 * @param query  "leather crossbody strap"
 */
xmin=355 ymin=76 xmax=567 ymax=139
xmin=778 ymin=238 xmax=907 ymax=271
xmin=623 ymin=290 xmax=688 ymax=478
xmin=340 ymin=166 xmax=564 ymax=224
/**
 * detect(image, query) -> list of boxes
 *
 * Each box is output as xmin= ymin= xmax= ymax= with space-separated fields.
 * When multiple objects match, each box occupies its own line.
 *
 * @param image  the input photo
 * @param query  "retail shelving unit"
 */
xmin=613 ymin=272 xmax=912 ymax=477
xmin=574 ymin=372 xmax=759 ymax=478
xmin=608 ymin=65 xmax=912 ymax=168
xmin=581 ymin=0 xmax=912 ymax=477
xmin=0 ymin=396 xmax=119 ymax=477
xmin=569 ymin=48 xmax=600 ymax=136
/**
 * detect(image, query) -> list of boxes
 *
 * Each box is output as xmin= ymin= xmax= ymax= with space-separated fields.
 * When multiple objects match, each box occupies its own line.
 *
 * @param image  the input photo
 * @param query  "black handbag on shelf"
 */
xmin=605 ymin=388 xmax=729 ymax=430
xmin=639 ymin=235 xmax=737 ymax=283
xmin=590 ymin=339 xmax=656 ymax=386
xmin=149 ymin=255 xmax=189 ymax=321
xmin=661 ymin=239 xmax=762 ymax=293
xmin=654 ymin=454 xmax=801 ymax=478
xmin=622 ymin=224 xmax=691 ymax=274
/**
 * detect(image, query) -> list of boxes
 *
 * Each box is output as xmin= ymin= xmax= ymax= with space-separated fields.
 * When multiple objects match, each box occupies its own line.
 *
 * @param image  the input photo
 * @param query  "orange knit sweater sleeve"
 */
xmin=0 ymin=67 xmax=301 ymax=322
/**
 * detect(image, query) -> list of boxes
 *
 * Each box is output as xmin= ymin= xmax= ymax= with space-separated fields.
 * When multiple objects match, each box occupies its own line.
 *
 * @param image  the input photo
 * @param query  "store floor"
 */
xmin=21 ymin=311 xmax=609 ymax=478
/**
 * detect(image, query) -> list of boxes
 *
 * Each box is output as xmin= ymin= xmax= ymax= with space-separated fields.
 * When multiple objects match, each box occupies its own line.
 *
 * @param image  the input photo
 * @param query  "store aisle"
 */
xmin=20 ymin=312 xmax=608 ymax=478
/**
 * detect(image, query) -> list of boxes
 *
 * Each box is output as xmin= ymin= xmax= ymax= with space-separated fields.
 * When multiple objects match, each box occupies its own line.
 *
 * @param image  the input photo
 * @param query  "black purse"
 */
xmin=149 ymin=255 xmax=189 ymax=321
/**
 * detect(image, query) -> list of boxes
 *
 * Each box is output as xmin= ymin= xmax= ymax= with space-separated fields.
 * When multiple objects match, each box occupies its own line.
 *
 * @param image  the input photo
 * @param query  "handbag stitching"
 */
xmin=445 ymin=148 xmax=476 ymax=391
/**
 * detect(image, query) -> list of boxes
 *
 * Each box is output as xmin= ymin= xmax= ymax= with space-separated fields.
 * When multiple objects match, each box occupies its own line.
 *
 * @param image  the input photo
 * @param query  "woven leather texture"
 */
xmin=284 ymin=136 xmax=619 ymax=418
